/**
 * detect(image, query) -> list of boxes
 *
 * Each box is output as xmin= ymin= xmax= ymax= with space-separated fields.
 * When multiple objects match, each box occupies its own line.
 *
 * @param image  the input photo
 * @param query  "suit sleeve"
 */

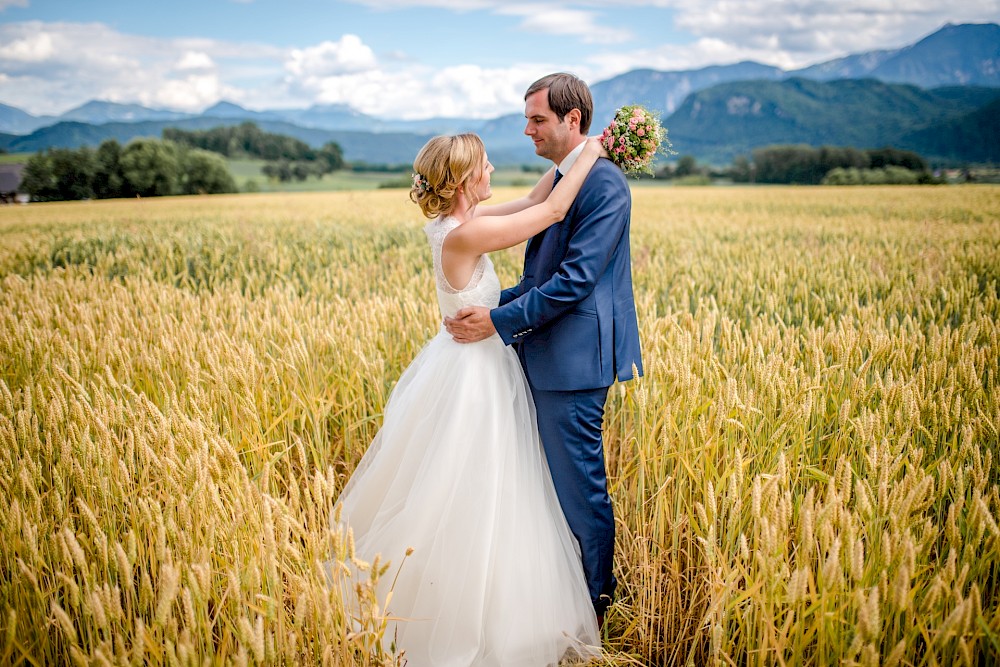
xmin=490 ymin=165 xmax=629 ymax=345
xmin=498 ymin=285 xmax=522 ymax=307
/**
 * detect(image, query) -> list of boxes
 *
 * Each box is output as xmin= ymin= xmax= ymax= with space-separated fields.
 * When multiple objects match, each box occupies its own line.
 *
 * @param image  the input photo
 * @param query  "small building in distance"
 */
xmin=0 ymin=163 xmax=26 ymax=203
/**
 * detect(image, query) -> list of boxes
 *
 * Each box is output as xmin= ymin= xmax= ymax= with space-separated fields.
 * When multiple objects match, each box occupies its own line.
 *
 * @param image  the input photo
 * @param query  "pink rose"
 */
xmin=637 ymin=128 xmax=645 ymax=137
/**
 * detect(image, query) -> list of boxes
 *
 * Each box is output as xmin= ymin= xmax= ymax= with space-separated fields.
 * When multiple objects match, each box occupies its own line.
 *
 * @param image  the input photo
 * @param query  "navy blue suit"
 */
xmin=490 ymin=157 xmax=642 ymax=614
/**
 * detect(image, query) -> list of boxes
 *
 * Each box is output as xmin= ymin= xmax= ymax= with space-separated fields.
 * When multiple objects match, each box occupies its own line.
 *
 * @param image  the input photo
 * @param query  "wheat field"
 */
xmin=1 ymin=185 xmax=999 ymax=666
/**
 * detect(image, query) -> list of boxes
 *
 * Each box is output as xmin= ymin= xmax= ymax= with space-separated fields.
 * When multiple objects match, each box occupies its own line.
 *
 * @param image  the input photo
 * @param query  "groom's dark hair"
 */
xmin=525 ymin=73 xmax=592 ymax=135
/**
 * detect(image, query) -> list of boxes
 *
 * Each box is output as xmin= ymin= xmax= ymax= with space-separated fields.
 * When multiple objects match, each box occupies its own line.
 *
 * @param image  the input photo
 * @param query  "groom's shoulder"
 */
xmin=588 ymin=158 xmax=631 ymax=193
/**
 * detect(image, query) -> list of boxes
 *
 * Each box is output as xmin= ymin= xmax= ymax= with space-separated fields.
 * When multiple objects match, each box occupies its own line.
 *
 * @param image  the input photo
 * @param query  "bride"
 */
xmin=333 ymin=132 xmax=607 ymax=666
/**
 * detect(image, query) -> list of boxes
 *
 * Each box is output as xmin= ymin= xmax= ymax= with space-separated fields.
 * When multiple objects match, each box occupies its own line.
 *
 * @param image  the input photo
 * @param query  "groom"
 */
xmin=445 ymin=72 xmax=643 ymax=625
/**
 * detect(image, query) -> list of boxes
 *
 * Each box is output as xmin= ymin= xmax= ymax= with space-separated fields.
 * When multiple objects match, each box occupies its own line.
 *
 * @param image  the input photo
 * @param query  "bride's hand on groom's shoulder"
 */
xmin=444 ymin=306 xmax=496 ymax=344
xmin=588 ymin=136 xmax=610 ymax=160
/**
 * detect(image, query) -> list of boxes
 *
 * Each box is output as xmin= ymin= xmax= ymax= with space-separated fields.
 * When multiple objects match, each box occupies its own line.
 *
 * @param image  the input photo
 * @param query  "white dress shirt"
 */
xmin=556 ymin=140 xmax=587 ymax=177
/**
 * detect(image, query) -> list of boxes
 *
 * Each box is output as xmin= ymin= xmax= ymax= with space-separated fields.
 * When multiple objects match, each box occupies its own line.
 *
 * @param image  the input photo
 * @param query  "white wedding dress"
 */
xmin=332 ymin=216 xmax=600 ymax=666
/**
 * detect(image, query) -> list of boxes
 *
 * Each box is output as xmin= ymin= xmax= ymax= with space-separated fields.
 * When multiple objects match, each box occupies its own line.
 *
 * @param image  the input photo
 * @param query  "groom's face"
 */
xmin=524 ymin=89 xmax=576 ymax=164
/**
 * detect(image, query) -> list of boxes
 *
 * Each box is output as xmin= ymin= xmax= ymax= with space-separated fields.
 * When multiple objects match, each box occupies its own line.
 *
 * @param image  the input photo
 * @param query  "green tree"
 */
xmin=730 ymin=155 xmax=753 ymax=183
xmin=262 ymin=160 xmax=293 ymax=182
xmin=753 ymin=145 xmax=826 ymax=184
xmin=53 ymin=147 xmax=96 ymax=200
xmin=291 ymin=161 xmax=312 ymax=182
xmin=675 ymin=154 xmax=699 ymax=178
xmin=121 ymin=139 xmax=182 ymax=197
xmin=22 ymin=147 xmax=96 ymax=201
xmin=93 ymin=140 xmax=128 ymax=199
xmin=316 ymin=141 xmax=345 ymax=173
xmin=21 ymin=151 xmax=57 ymax=201
xmin=165 ymin=122 xmax=345 ymax=176
xmin=818 ymin=146 xmax=868 ymax=174
xmin=867 ymin=147 xmax=927 ymax=172
xmin=182 ymin=149 xmax=237 ymax=195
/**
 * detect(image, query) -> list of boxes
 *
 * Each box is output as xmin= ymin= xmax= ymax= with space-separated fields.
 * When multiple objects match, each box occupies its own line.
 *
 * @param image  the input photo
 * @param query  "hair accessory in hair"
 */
xmin=412 ymin=172 xmax=431 ymax=193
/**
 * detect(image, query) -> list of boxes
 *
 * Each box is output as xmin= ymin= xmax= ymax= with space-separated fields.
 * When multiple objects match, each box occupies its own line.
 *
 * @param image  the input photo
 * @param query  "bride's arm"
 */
xmin=447 ymin=139 xmax=605 ymax=255
xmin=473 ymin=167 xmax=556 ymax=216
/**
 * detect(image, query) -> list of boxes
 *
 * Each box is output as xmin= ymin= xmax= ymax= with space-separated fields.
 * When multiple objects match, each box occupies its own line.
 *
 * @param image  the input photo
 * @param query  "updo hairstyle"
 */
xmin=409 ymin=133 xmax=486 ymax=219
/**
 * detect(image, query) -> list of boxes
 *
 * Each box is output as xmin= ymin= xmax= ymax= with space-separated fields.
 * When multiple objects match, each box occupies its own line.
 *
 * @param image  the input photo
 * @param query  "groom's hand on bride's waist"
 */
xmin=444 ymin=307 xmax=496 ymax=344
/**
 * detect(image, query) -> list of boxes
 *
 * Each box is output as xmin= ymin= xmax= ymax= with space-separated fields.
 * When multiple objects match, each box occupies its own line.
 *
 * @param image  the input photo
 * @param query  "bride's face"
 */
xmin=469 ymin=152 xmax=494 ymax=203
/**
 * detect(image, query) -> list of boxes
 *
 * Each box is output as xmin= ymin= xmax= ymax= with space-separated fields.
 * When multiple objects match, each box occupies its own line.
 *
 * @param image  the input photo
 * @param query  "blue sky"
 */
xmin=1 ymin=0 xmax=998 ymax=118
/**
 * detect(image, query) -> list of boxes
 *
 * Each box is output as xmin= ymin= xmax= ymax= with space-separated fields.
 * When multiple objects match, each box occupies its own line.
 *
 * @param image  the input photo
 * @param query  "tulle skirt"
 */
xmin=332 ymin=330 xmax=600 ymax=666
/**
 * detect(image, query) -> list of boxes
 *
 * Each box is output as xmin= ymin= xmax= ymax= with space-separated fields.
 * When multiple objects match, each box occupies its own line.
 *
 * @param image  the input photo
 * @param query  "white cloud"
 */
xmin=285 ymin=59 xmax=551 ymax=119
xmin=343 ymin=0 xmax=1000 ymax=70
xmin=286 ymin=35 xmax=377 ymax=78
xmin=540 ymin=0 xmax=1000 ymax=86
xmin=0 ymin=21 xmax=284 ymax=114
xmin=584 ymin=36 xmax=803 ymax=79
xmin=498 ymin=5 xmax=632 ymax=44
xmin=425 ymin=64 xmax=550 ymax=116
xmin=145 ymin=73 xmax=228 ymax=110
xmin=0 ymin=31 xmax=55 ymax=62
xmin=175 ymin=51 xmax=215 ymax=72
xmin=346 ymin=1 xmax=635 ymax=43
xmin=278 ymin=32 xmax=555 ymax=119
xmin=0 ymin=0 xmax=28 ymax=10
xmin=644 ymin=0 xmax=1000 ymax=67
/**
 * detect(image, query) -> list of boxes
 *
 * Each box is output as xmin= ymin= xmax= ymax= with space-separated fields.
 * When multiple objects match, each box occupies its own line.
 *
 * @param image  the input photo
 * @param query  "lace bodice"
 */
xmin=424 ymin=216 xmax=501 ymax=319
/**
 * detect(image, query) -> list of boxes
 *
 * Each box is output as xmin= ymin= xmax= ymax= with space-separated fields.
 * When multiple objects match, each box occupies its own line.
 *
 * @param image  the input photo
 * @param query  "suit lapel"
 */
xmin=525 ymin=169 xmax=562 ymax=257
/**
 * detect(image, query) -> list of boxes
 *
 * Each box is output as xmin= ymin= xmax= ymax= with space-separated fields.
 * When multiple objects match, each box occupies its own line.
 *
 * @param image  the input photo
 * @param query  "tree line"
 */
xmin=164 ymin=122 xmax=344 ymax=182
xmin=737 ymin=145 xmax=930 ymax=185
xmin=19 ymin=127 xmax=940 ymax=202
xmin=652 ymin=145 xmax=935 ymax=185
xmin=22 ymin=139 xmax=238 ymax=201
xmin=21 ymin=123 xmax=350 ymax=201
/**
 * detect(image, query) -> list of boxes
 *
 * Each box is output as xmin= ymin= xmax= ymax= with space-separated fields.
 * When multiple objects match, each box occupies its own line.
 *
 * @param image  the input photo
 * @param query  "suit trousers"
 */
xmin=527 ymin=380 xmax=615 ymax=615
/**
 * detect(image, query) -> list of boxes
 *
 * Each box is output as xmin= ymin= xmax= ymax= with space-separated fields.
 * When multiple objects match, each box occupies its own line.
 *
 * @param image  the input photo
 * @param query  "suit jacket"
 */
xmin=490 ymin=158 xmax=643 ymax=391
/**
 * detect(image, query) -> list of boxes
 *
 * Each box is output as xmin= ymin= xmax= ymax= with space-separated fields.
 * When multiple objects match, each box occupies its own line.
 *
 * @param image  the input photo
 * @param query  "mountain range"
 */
xmin=1 ymin=22 xmax=997 ymax=165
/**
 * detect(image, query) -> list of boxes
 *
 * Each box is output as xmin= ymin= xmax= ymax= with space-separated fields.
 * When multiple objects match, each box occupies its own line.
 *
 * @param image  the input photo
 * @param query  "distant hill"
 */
xmin=58 ymin=100 xmax=190 ymax=124
xmin=666 ymin=78 xmax=1000 ymax=163
xmin=3 ymin=80 xmax=997 ymax=166
xmin=591 ymin=62 xmax=786 ymax=118
xmin=0 ymin=104 xmax=56 ymax=135
xmin=592 ymin=22 xmax=998 ymax=121
xmin=900 ymin=97 xmax=1000 ymax=163
xmin=790 ymin=49 xmax=901 ymax=82
xmin=0 ymin=117 xmax=441 ymax=165
xmin=791 ymin=23 xmax=1000 ymax=87
xmin=860 ymin=23 xmax=997 ymax=87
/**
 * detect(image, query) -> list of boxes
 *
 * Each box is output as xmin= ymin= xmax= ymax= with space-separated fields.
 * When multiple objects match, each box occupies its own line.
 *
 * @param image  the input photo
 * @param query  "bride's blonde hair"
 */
xmin=410 ymin=133 xmax=485 ymax=219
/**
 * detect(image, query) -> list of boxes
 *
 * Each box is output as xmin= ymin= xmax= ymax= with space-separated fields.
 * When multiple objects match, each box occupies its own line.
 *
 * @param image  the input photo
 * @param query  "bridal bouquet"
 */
xmin=600 ymin=104 xmax=672 ymax=176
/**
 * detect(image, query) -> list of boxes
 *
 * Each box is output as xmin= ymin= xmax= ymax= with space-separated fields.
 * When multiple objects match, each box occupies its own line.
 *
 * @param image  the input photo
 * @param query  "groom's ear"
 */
xmin=565 ymin=108 xmax=582 ymax=132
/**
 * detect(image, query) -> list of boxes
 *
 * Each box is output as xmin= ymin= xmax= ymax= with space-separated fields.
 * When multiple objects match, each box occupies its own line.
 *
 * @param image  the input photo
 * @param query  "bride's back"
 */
xmin=425 ymin=216 xmax=501 ymax=320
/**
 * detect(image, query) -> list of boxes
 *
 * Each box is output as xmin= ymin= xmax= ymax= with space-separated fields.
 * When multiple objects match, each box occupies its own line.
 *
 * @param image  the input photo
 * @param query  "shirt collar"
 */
xmin=556 ymin=140 xmax=587 ymax=175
